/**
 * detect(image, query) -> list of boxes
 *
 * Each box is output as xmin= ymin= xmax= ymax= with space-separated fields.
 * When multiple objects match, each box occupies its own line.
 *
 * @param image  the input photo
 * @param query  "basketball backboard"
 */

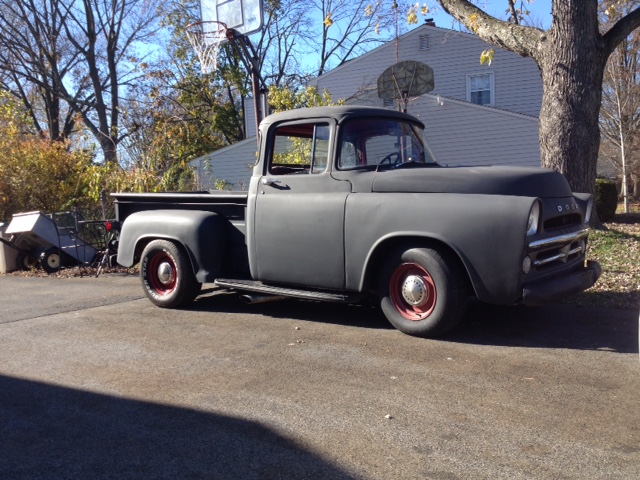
xmin=200 ymin=0 xmax=263 ymax=42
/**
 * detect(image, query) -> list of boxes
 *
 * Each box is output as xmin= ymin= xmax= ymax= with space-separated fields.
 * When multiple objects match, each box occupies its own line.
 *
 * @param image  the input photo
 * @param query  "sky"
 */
xmin=423 ymin=0 xmax=552 ymax=30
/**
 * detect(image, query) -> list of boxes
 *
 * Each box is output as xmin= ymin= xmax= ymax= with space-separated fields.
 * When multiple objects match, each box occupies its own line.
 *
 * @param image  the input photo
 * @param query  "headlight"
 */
xmin=585 ymin=196 xmax=594 ymax=223
xmin=526 ymin=201 xmax=541 ymax=236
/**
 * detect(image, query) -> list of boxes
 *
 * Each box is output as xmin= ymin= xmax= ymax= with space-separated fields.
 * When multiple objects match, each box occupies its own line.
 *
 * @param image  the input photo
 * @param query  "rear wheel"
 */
xmin=140 ymin=239 xmax=201 ymax=308
xmin=379 ymin=247 xmax=467 ymax=337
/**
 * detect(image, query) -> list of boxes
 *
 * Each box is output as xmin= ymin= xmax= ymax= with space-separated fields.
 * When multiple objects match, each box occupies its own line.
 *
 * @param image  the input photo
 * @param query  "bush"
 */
xmin=595 ymin=178 xmax=618 ymax=222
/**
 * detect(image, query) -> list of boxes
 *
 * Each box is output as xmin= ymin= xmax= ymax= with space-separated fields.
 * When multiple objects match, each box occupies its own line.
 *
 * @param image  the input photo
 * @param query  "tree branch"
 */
xmin=437 ymin=0 xmax=544 ymax=59
xmin=603 ymin=7 xmax=640 ymax=59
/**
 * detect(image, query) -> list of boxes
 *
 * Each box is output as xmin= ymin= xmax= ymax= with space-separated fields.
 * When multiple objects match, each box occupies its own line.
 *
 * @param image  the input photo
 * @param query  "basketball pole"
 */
xmin=225 ymin=28 xmax=268 ymax=145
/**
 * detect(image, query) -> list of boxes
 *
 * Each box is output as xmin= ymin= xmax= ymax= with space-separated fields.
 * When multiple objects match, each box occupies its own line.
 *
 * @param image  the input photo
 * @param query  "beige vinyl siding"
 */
xmin=191 ymin=138 xmax=258 ymax=191
xmin=313 ymin=25 xmax=542 ymax=118
xmin=410 ymin=94 xmax=540 ymax=167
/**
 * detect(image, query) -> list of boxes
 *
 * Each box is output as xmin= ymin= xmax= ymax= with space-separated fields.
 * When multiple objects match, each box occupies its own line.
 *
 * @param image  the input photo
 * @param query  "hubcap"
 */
xmin=401 ymin=275 xmax=428 ymax=306
xmin=47 ymin=254 xmax=60 ymax=268
xmin=389 ymin=262 xmax=437 ymax=321
xmin=157 ymin=261 xmax=175 ymax=285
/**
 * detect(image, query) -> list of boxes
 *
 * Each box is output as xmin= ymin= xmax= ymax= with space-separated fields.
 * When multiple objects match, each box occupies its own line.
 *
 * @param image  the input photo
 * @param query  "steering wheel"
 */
xmin=379 ymin=152 xmax=401 ymax=166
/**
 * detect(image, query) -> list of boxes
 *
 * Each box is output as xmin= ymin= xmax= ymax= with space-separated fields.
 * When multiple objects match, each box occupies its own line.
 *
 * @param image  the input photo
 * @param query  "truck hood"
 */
xmin=370 ymin=166 xmax=573 ymax=198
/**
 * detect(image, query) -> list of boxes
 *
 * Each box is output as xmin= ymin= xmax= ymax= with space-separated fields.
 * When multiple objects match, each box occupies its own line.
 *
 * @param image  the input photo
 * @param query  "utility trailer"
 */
xmin=0 ymin=211 xmax=100 ymax=273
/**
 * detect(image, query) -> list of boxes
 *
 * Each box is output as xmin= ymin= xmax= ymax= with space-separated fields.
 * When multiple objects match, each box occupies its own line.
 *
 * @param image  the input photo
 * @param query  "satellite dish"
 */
xmin=377 ymin=61 xmax=435 ymax=112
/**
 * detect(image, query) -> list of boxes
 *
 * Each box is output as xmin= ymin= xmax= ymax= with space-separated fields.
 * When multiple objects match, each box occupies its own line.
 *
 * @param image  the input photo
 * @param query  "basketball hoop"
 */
xmin=185 ymin=20 xmax=229 ymax=74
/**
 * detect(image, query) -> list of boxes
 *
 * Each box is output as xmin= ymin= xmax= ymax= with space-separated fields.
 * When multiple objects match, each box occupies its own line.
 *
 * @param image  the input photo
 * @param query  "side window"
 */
xmin=269 ymin=123 xmax=330 ymax=175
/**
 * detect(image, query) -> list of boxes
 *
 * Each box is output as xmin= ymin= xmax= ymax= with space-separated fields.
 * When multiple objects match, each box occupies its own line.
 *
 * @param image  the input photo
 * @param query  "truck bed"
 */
xmin=112 ymin=192 xmax=248 ymax=223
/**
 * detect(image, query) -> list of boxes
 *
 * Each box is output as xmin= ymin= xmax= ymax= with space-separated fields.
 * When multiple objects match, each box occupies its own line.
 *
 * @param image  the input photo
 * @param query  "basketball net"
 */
xmin=185 ymin=21 xmax=228 ymax=75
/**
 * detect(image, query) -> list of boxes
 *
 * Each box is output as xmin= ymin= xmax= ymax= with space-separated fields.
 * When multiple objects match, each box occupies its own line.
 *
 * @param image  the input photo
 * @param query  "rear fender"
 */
xmin=117 ymin=210 xmax=227 ymax=283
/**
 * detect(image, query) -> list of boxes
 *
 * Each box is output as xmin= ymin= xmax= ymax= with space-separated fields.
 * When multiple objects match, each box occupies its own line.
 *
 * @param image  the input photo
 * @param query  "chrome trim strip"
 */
xmin=533 ymin=245 xmax=584 ymax=267
xmin=534 ymin=253 xmax=565 ymax=266
xmin=528 ymin=228 xmax=589 ymax=249
xmin=568 ymin=245 xmax=583 ymax=256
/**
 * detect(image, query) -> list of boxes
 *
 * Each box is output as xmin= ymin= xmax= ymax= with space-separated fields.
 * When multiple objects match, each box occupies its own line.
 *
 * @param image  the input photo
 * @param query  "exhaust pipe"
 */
xmin=239 ymin=293 xmax=287 ymax=304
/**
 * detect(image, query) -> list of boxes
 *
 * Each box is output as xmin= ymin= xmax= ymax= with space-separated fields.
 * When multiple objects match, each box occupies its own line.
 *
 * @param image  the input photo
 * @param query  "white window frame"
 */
xmin=466 ymin=72 xmax=495 ymax=106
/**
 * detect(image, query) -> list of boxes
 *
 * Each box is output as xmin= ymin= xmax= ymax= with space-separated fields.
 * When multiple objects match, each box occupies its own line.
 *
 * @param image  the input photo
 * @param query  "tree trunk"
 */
xmin=437 ymin=0 xmax=640 ymax=226
xmin=537 ymin=3 xmax=606 ymax=197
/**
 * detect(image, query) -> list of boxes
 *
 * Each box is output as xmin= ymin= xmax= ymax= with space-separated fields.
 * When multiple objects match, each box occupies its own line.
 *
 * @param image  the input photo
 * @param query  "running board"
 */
xmin=214 ymin=278 xmax=362 ymax=304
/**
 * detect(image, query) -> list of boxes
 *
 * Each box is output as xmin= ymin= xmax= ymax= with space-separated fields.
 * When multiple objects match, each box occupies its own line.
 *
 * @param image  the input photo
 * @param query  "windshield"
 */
xmin=337 ymin=118 xmax=437 ymax=170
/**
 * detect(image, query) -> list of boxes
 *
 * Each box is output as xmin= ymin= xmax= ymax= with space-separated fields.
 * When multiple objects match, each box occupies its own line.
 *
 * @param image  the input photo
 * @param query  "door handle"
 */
xmin=261 ymin=177 xmax=282 ymax=186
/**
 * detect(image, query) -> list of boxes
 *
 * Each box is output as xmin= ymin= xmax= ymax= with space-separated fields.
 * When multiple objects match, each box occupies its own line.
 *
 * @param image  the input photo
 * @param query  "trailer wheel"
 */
xmin=379 ymin=247 xmax=467 ymax=338
xmin=17 ymin=253 xmax=38 ymax=271
xmin=40 ymin=248 xmax=62 ymax=273
xmin=140 ymin=239 xmax=200 ymax=308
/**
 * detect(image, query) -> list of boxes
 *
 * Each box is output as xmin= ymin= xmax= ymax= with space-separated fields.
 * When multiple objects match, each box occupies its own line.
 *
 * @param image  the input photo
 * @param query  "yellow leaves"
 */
xmin=268 ymin=85 xmax=343 ymax=113
xmin=323 ymin=12 xmax=334 ymax=28
xmin=605 ymin=5 xmax=617 ymax=17
xmin=407 ymin=5 xmax=418 ymax=24
xmin=480 ymin=48 xmax=495 ymax=66
xmin=470 ymin=12 xmax=480 ymax=33
xmin=406 ymin=2 xmax=429 ymax=24
xmin=365 ymin=4 xmax=373 ymax=16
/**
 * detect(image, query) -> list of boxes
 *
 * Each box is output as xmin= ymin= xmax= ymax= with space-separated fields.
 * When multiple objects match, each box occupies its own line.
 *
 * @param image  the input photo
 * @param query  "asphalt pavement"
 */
xmin=0 ymin=274 xmax=638 ymax=479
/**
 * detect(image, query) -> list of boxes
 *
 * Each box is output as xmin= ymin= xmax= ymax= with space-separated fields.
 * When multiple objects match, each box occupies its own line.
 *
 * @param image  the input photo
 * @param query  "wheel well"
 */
xmin=363 ymin=237 xmax=473 ymax=296
xmin=134 ymin=237 xmax=189 ymax=265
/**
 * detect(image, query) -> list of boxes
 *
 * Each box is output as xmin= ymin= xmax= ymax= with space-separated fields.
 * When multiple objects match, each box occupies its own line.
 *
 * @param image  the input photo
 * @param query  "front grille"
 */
xmin=532 ymin=239 xmax=584 ymax=270
xmin=528 ymin=228 xmax=589 ymax=271
xmin=544 ymin=213 xmax=581 ymax=231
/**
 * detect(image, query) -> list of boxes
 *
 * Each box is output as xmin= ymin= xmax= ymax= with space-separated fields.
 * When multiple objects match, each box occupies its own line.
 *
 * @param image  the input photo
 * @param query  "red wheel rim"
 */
xmin=389 ymin=262 xmax=437 ymax=321
xmin=147 ymin=251 xmax=177 ymax=295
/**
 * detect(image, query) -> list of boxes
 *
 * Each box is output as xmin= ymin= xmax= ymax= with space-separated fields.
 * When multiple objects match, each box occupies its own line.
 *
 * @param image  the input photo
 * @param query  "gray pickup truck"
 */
xmin=113 ymin=106 xmax=601 ymax=337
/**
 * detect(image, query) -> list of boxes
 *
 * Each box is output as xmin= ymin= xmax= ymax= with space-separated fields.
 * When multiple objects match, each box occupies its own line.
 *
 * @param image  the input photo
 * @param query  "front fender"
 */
xmin=117 ymin=210 xmax=228 ymax=283
xmin=345 ymin=193 xmax=536 ymax=304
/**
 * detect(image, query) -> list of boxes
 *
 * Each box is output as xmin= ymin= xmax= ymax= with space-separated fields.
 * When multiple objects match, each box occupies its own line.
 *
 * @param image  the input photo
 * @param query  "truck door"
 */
xmin=252 ymin=120 xmax=351 ymax=289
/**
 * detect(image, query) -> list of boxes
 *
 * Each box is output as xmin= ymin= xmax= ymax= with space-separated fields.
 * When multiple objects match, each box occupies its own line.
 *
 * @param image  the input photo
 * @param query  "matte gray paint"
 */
xmin=343 ymin=193 xmax=536 ymax=303
xmin=117 ymin=210 xmax=228 ymax=283
xmin=117 ymin=106 xmax=599 ymax=307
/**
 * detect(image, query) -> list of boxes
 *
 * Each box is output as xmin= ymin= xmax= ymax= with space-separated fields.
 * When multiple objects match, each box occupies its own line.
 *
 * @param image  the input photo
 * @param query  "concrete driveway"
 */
xmin=0 ymin=274 xmax=638 ymax=479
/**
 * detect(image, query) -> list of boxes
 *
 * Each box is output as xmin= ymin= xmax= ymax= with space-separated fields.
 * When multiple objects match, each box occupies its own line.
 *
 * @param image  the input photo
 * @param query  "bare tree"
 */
xmin=437 ymin=0 xmax=640 ymax=223
xmin=601 ymin=34 xmax=640 ymax=210
xmin=600 ymin=1 xmax=640 ymax=210
xmin=0 ymin=0 xmax=85 ymax=140
xmin=0 ymin=0 xmax=163 ymax=163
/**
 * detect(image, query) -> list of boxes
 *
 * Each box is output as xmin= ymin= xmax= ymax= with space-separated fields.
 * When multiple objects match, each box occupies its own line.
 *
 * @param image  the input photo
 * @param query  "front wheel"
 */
xmin=140 ymin=239 xmax=201 ymax=308
xmin=40 ymin=247 xmax=62 ymax=273
xmin=379 ymin=247 xmax=467 ymax=337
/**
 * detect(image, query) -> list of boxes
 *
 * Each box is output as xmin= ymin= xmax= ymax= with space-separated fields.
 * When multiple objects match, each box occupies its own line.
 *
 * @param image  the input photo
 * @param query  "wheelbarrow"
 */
xmin=0 ymin=211 xmax=99 ymax=273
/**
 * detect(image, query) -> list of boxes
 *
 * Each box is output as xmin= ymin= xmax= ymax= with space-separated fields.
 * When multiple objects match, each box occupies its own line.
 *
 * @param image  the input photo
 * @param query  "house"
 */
xmin=192 ymin=23 xmax=543 ymax=190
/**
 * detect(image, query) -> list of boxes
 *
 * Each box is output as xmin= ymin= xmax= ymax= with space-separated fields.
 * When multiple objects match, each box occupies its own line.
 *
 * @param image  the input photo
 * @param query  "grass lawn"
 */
xmin=570 ymin=207 xmax=640 ymax=310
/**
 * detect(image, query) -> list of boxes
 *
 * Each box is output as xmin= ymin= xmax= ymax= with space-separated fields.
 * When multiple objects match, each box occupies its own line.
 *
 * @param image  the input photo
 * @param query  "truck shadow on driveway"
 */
xmin=192 ymin=288 xmax=638 ymax=354
xmin=0 ymin=374 xmax=357 ymax=480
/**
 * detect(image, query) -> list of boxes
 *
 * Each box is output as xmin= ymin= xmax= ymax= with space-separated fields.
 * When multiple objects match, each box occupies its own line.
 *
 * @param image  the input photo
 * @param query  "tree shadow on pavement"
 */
xmin=0 ymin=375 xmax=358 ymax=480
xmin=450 ymin=300 xmax=639 ymax=354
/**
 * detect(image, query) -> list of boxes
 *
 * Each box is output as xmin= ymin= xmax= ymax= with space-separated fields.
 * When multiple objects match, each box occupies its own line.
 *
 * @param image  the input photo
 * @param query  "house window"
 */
xmin=419 ymin=35 xmax=429 ymax=50
xmin=467 ymin=72 xmax=494 ymax=106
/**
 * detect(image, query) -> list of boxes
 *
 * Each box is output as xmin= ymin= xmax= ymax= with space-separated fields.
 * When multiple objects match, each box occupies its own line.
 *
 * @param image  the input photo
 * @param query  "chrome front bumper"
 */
xmin=521 ymin=260 xmax=602 ymax=306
